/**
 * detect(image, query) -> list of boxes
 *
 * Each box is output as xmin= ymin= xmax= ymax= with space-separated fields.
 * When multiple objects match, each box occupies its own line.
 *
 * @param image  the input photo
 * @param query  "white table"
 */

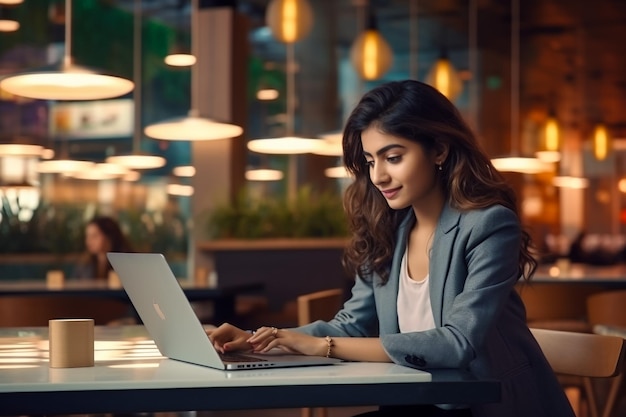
xmin=0 ymin=325 xmax=500 ymax=415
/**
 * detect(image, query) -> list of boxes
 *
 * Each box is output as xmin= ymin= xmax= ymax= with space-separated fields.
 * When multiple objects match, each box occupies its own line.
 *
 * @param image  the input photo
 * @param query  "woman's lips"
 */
xmin=381 ymin=187 xmax=401 ymax=199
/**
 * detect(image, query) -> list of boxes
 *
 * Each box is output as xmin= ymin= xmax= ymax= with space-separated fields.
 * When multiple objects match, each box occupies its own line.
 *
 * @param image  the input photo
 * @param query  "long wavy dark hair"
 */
xmin=81 ymin=216 xmax=133 ymax=279
xmin=341 ymin=80 xmax=536 ymax=284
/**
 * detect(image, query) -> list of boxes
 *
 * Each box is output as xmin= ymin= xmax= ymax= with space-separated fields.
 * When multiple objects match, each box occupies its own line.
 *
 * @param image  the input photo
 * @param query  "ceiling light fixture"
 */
xmin=164 ymin=0 xmax=196 ymax=67
xmin=0 ymin=0 xmax=133 ymax=101
xmin=245 ymin=168 xmax=284 ymax=181
xmin=172 ymin=165 xmax=196 ymax=177
xmin=535 ymin=113 xmax=561 ymax=163
xmin=247 ymin=0 xmax=318 ymax=200
xmin=592 ymin=123 xmax=611 ymax=161
xmin=490 ymin=0 xmax=549 ymax=174
xmin=144 ymin=0 xmax=242 ymax=141
xmin=106 ymin=0 xmax=165 ymax=170
xmin=425 ymin=53 xmax=463 ymax=102
xmin=0 ymin=19 xmax=19 ymax=32
xmin=349 ymin=5 xmax=393 ymax=81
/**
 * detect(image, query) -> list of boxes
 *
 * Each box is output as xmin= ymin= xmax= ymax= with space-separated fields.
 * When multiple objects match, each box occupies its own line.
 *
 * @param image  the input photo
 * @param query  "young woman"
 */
xmin=207 ymin=80 xmax=575 ymax=417
xmin=73 ymin=215 xmax=133 ymax=280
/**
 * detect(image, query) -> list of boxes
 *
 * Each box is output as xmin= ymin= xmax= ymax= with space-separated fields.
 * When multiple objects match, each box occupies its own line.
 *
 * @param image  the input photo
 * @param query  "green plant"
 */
xmin=206 ymin=186 xmax=348 ymax=239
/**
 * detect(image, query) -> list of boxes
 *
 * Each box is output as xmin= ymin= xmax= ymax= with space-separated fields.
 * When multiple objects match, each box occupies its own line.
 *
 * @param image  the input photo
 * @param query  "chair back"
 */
xmin=297 ymin=288 xmax=344 ymax=326
xmin=531 ymin=327 xmax=626 ymax=378
xmin=586 ymin=289 xmax=626 ymax=328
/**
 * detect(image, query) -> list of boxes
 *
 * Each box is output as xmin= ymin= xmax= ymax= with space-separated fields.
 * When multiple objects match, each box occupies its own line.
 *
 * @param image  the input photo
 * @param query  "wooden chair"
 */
xmin=516 ymin=283 xmax=603 ymax=332
xmin=586 ymin=290 xmax=626 ymax=417
xmin=297 ymin=288 xmax=345 ymax=417
xmin=530 ymin=328 xmax=626 ymax=417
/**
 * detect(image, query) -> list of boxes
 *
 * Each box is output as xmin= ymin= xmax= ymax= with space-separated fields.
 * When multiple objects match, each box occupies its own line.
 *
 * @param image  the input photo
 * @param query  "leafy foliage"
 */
xmin=206 ymin=186 xmax=348 ymax=239
xmin=0 ymin=200 xmax=188 ymax=255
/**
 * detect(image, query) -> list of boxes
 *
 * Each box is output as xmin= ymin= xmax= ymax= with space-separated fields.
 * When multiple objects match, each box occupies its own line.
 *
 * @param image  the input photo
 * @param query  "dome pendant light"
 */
xmin=490 ymin=0 xmax=549 ymax=174
xmin=164 ymin=0 xmax=196 ymax=67
xmin=144 ymin=0 xmax=242 ymax=141
xmin=0 ymin=0 xmax=133 ymax=101
xmin=106 ymin=0 xmax=165 ymax=170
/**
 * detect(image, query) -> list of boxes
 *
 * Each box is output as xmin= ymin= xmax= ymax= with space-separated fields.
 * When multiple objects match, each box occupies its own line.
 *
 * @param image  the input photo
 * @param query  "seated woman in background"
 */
xmin=73 ymin=216 xmax=133 ymax=280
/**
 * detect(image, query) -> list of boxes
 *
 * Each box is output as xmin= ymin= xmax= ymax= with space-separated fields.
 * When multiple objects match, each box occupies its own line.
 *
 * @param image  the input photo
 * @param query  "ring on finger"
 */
xmin=271 ymin=327 xmax=278 ymax=336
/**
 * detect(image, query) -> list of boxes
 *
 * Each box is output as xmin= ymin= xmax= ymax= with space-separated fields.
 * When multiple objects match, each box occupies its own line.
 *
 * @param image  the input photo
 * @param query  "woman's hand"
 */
xmin=248 ymin=326 xmax=327 ymax=356
xmin=206 ymin=323 xmax=252 ymax=353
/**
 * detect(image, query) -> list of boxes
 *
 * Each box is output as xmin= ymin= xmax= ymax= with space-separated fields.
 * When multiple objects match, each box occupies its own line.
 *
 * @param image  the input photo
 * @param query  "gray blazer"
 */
xmin=298 ymin=203 xmax=575 ymax=417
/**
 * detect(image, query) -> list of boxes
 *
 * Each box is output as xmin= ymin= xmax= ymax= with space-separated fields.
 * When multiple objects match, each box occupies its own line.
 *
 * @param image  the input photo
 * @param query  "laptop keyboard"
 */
xmin=220 ymin=352 xmax=267 ymax=363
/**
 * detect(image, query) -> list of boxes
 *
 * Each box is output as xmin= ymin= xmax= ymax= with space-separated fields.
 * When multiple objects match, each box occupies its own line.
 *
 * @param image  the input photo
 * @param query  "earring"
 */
xmin=437 ymin=164 xmax=443 ymax=171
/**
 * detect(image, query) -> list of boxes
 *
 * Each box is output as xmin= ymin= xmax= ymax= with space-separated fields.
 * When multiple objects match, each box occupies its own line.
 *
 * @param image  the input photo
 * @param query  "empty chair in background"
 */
xmin=586 ymin=290 xmax=626 ymax=417
xmin=531 ymin=328 xmax=625 ymax=417
xmin=516 ymin=283 xmax=603 ymax=333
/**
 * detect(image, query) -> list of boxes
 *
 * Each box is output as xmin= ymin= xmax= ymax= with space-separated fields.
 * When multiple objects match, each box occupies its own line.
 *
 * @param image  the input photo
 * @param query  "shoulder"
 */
xmin=458 ymin=205 xmax=521 ymax=244
xmin=461 ymin=204 xmax=518 ymax=224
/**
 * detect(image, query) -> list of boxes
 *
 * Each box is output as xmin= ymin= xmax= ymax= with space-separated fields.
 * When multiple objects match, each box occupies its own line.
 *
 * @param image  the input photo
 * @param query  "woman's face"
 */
xmin=361 ymin=125 xmax=444 ymax=211
xmin=85 ymin=223 xmax=111 ymax=255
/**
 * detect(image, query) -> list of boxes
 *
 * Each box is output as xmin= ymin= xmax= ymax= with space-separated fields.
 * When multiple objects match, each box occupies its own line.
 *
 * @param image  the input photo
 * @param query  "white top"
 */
xmin=397 ymin=249 xmax=436 ymax=333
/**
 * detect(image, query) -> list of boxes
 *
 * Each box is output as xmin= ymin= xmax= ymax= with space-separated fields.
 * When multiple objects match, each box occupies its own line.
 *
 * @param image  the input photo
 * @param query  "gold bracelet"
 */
xmin=324 ymin=335 xmax=334 ymax=358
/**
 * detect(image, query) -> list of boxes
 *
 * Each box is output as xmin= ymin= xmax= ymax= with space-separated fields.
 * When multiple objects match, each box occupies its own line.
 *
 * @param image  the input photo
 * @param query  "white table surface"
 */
xmin=0 ymin=325 xmax=500 ymax=415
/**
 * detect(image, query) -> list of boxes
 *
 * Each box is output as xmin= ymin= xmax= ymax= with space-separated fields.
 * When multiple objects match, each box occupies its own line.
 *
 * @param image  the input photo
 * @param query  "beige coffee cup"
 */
xmin=48 ymin=319 xmax=95 ymax=368
xmin=46 ymin=270 xmax=65 ymax=289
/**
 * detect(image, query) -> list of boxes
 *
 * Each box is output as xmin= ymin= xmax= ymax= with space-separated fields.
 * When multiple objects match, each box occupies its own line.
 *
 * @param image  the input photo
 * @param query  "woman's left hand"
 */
xmin=248 ymin=326 xmax=327 ymax=356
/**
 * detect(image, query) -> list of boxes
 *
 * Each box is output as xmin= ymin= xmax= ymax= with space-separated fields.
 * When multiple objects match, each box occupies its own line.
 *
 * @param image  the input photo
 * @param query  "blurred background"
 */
xmin=1 ymin=0 xmax=626 ymax=278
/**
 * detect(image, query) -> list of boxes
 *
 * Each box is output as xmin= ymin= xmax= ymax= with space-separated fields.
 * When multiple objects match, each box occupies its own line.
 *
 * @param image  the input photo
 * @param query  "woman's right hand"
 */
xmin=206 ymin=323 xmax=252 ymax=353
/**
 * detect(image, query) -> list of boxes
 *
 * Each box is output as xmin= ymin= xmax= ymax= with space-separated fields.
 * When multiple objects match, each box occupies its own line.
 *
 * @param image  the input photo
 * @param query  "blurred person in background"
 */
xmin=73 ymin=215 xmax=133 ymax=280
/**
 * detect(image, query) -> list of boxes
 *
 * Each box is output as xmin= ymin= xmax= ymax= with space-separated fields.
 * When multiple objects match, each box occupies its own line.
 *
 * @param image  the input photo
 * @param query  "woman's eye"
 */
xmin=365 ymin=160 xmax=374 ymax=168
xmin=387 ymin=155 xmax=401 ymax=164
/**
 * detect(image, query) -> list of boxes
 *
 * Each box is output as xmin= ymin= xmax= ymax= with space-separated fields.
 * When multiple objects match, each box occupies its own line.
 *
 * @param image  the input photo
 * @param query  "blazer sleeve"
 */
xmin=381 ymin=205 xmax=523 ymax=369
xmin=296 ymin=273 xmax=380 ymax=337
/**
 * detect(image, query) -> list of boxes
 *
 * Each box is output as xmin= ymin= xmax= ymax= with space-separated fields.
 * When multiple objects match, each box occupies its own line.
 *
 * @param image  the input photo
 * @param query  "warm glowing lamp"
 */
xmin=164 ymin=1 xmax=196 ymax=67
xmin=0 ymin=19 xmax=19 ymax=32
xmin=145 ymin=110 xmax=243 ymax=141
xmin=245 ymin=168 xmax=284 ymax=181
xmin=0 ymin=0 xmax=133 ymax=100
xmin=425 ymin=55 xmax=463 ymax=102
xmin=106 ymin=0 xmax=165 ymax=169
xmin=535 ymin=115 xmax=561 ymax=163
xmin=349 ymin=12 xmax=393 ymax=81
xmin=592 ymin=123 xmax=611 ymax=161
xmin=265 ymin=0 xmax=314 ymax=43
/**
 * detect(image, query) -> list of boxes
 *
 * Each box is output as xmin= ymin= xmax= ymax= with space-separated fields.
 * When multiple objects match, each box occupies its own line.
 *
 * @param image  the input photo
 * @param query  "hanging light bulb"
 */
xmin=349 ymin=9 xmax=393 ymax=81
xmin=164 ymin=0 xmax=196 ymax=67
xmin=425 ymin=54 xmax=463 ymax=102
xmin=592 ymin=123 xmax=611 ymax=161
xmin=106 ymin=0 xmax=165 ymax=169
xmin=144 ymin=0 xmax=242 ymax=141
xmin=0 ymin=19 xmax=19 ymax=32
xmin=266 ymin=0 xmax=314 ymax=43
xmin=535 ymin=114 xmax=561 ymax=163
xmin=0 ymin=0 xmax=133 ymax=100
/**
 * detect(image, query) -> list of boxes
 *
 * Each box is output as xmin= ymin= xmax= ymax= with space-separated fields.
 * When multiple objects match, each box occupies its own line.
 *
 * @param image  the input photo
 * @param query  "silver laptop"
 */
xmin=107 ymin=252 xmax=341 ymax=370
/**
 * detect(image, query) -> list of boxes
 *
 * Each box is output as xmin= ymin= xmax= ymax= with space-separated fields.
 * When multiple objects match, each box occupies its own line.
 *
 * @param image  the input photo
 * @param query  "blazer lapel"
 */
xmin=378 ymin=211 xmax=414 ymax=334
xmin=429 ymin=203 xmax=461 ymax=326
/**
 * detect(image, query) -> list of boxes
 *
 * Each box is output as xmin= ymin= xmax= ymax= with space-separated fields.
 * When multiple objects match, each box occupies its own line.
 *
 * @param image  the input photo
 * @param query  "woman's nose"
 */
xmin=370 ymin=163 xmax=389 ymax=185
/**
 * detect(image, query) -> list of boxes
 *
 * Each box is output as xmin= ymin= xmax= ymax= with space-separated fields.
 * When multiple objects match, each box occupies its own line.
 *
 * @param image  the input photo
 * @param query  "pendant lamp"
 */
xmin=164 ymin=0 xmax=196 ymax=67
xmin=349 ymin=6 xmax=393 ymax=81
xmin=592 ymin=123 xmax=611 ymax=161
xmin=247 ymin=0 xmax=320 ymax=199
xmin=425 ymin=53 xmax=463 ymax=102
xmin=490 ymin=0 xmax=550 ymax=174
xmin=535 ymin=113 xmax=561 ymax=163
xmin=106 ymin=0 xmax=165 ymax=170
xmin=0 ymin=0 xmax=133 ymax=101
xmin=144 ymin=0 xmax=242 ymax=141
